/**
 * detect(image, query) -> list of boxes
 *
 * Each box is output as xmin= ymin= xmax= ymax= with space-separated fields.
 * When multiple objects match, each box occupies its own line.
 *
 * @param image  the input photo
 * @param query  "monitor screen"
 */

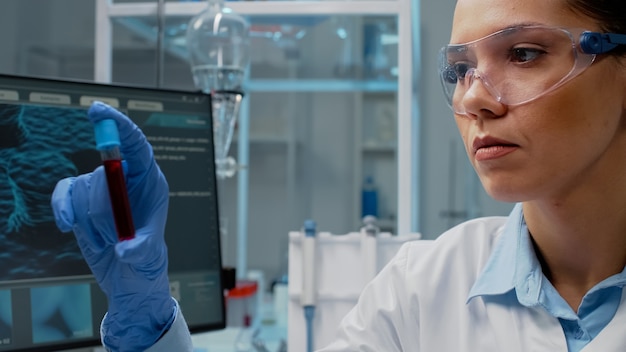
xmin=0 ymin=74 xmax=225 ymax=351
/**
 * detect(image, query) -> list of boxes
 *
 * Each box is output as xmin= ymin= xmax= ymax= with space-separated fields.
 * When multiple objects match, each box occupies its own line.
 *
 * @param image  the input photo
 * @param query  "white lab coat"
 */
xmin=144 ymin=305 xmax=193 ymax=352
xmin=100 ymin=300 xmax=194 ymax=352
xmin=317 ymin=216 xmax=626 ymax=352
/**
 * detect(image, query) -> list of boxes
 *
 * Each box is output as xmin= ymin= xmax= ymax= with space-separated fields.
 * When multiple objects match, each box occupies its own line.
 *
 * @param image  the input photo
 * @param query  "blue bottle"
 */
xmin=361 ymin=176 xmax=379 ymax=218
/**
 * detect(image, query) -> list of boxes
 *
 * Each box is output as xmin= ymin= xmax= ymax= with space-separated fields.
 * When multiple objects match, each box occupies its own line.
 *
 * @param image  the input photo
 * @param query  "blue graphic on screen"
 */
xmin=30 ymin=284 xmax=93 ymax=343
xmin=0 ymin=290 xmax=11 ymax=346
xmin=0 ymin=104 xmax=96 ymax=281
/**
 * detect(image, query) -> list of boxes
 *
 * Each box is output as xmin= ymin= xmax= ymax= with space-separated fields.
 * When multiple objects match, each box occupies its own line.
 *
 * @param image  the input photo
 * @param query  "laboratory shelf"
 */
xmin=232 ymin=135 xmax=293 ymax=145
xmin=106 ymin=1 xmax=402 ymax=17
xmin=246 ymin=79 xmax=397 ymax=92
xmin=361 ymin=144 xmax=396 ymax=153
xmin=111 ymin=15 xmax=400 ymax=93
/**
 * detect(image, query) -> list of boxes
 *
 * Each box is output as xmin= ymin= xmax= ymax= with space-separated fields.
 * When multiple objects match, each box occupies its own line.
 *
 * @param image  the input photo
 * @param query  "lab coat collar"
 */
xmin=468 ymin=203 xmax=626 ymax=313
xmin=467 ymin=203 xmax=542 ymax=303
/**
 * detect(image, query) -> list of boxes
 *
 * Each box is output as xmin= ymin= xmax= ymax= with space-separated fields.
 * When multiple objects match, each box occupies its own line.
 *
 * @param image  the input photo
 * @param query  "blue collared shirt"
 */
xmin=468 ymin=204 xmax=626 ymax=352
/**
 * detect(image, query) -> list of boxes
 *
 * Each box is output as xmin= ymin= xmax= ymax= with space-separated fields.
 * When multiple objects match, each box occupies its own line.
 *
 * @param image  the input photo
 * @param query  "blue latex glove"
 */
xmin=51 ymin=101 xmax=175 ymax=352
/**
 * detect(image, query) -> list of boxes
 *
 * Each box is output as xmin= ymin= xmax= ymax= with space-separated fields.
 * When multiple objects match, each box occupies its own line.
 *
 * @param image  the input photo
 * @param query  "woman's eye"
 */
xmin=443 ymin=66 xmax=458 ymax=84
xmin=509 ymin=47 xmax=544 ymax=63
xmin=442 ymin=61 xmax=472 ymax=84
xmin=453 ymin=62 xmax=471 ymax=80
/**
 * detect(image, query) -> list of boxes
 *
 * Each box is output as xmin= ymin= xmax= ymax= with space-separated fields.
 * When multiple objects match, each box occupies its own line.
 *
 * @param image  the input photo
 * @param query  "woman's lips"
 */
xmin=472 ymin=136 xmax=518 ymax=161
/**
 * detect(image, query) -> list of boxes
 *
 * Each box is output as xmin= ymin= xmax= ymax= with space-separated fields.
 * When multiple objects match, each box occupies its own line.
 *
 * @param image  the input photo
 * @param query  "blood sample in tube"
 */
xmin=94 ymin=119 xmax=135 ymax=241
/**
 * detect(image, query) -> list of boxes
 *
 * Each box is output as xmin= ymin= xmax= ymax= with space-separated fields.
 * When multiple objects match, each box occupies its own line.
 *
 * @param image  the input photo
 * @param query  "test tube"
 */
xmin=94 ymin=119 xmax=135 ymax=241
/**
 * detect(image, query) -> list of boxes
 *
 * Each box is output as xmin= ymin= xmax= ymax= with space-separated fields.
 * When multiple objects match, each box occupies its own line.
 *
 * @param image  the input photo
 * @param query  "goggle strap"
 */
xmin=580 ymin=32 xmax=626 ymax=54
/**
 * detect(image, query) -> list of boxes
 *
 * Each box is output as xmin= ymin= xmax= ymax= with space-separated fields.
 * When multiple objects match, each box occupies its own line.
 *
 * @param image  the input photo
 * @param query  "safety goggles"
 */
xmin=438 ymin=25 xmax=626 ymax=114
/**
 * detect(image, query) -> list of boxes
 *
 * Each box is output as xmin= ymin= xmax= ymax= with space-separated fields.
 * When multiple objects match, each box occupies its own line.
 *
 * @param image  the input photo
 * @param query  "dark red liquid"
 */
xmin=103 ymin=159 xmax=135 ymax=241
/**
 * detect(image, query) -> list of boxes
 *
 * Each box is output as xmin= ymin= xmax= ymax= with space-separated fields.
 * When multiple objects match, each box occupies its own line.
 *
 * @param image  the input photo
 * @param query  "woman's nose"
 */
xmin=455 ymin=69 xmax=507 ymax=118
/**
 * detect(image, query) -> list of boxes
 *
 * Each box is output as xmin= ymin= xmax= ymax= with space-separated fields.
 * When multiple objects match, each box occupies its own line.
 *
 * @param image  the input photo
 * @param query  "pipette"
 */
xmin=302 ymin=219 xmax=317 ymax=352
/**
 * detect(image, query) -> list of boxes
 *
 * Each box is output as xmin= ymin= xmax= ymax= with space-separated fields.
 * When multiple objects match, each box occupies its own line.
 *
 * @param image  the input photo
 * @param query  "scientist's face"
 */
xmin=450 ymin=0 xmax=626 ymax=202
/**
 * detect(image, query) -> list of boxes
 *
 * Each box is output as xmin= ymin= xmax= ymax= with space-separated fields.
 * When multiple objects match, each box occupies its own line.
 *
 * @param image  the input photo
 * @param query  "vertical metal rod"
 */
xmin=95 ymin=0 xmax=113 ymax=83
xmin=410 ymin=0 xmax=421 ymax=233
xmin=155 ymin=0 xmax=166 ymax=88
xmin=236 ymin=68 xmax=251 ymax=280
xmin=447 ymin=140 xmax=457 ymax=229
xmin=286 ymin=57 xmax=297 ymax=230
xmin=397 ymin=0 xmax=415 ymax=235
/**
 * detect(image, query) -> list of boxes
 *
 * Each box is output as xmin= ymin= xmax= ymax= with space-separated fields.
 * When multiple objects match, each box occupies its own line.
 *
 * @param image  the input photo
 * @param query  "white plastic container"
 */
xmin=287 ymin=230 xmax=426 ymax=351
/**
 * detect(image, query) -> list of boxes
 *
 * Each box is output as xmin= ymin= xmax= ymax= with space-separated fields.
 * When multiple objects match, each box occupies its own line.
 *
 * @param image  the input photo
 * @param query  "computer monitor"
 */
xmin=0 ymin=74 xmax=225 ymax=351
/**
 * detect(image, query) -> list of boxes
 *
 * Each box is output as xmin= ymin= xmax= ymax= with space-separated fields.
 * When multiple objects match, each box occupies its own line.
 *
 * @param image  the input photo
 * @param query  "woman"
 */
xmin=319 ymin=0 xmax=626 ymax=350
xmin=51 ymin=0 xmax=626 ymax=350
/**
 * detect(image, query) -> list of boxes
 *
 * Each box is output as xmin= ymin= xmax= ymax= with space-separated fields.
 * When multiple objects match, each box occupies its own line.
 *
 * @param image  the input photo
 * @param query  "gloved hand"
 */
xmin=51 ymin=101 xmax=175 ymax=352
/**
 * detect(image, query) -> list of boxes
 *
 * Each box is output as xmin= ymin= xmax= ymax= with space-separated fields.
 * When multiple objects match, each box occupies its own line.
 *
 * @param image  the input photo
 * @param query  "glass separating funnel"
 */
xmin=186 ymin=0 xmax=250 ymax=179
xmin=212 ymin=90 xmax=243 ymax=179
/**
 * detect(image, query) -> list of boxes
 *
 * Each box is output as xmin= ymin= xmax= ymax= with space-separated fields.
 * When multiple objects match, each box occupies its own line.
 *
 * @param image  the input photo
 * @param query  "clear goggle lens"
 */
xmin=438 ymin=26 xmax=597 ymax=114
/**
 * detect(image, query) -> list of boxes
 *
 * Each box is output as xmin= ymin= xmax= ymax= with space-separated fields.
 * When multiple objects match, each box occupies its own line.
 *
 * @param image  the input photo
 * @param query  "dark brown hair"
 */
xmin=566 ymin=0 xmax=626 ymax=55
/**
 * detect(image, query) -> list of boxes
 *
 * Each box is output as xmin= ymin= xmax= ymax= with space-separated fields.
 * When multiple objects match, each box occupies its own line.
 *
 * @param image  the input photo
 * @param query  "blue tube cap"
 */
xmin=94 ymin=119 xmax=120 ymax=150
xmin=303 ymin=219 xmax=316 ymax=237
